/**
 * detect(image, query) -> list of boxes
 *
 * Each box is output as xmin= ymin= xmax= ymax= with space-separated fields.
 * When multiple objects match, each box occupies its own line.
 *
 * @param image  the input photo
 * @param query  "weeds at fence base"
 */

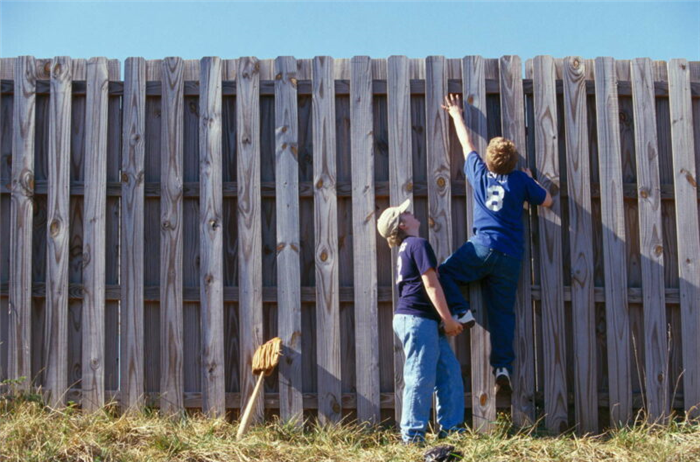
xmin=1 ymin=387 xmax=700 ymax=461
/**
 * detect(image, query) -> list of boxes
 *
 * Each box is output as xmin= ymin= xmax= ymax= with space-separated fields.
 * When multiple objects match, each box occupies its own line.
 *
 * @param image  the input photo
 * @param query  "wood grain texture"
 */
xmin=630 ymin=58 xmax=670 ymax=421
xmin=237 ymin=57 xmax=264 ymax=423
xmin=199 ymin=57 xmax=225 ymax=416
xmin=667 ymin=59 xmax=700 ymax=417
xmin=461 ymin=55 xmax=495 ymax=432
xmin=8 ymin=56 xmax=35 ymax=391
xmin=312 ymin=56 xmax=342 ymax=424
xmin=387 ymin=55 xmax=413 ymax=426
xmin=44 ymin=56 xmax=72 ymax=406
xmin=561 ymin=56 xmax=598 ymax=433
xmin=533 ymin=55 xmax=568 ymax=433
xmin=274 ymin=56 xmax=303 ymax=423
xmin=499 ymin=54 xmax=536 ymax=427
xmin=120 ymin=57 xmax=146 ymax=410
xmin=594 ymin=57 xmax=632 ymax=426
xmin=425 ymin=56 xmax=452 ymax=264
xmin=349 ymin=56 xmax=380 ymax=424
xmin=160 ymin=57 xmax=185 ymax=414
xmin=82 ymin=57 xmax=109 ymax=411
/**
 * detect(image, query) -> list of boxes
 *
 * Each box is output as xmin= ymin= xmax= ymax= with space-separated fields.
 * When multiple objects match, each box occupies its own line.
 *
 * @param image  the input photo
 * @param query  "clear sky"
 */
xmin=1 ymin=1 xmax=699 ymax=65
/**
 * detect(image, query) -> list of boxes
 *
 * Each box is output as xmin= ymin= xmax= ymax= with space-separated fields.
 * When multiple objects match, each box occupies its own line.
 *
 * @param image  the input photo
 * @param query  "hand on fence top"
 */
xmin=441 ymin=94 xmax=463 ymax=118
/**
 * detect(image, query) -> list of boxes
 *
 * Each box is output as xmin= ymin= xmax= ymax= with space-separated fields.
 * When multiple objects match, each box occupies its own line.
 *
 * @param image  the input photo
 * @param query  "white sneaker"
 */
xmin=454 ymin=310 xmax=476 ymax=329
xmin=495 ymin=367 xmax=512 ymax=394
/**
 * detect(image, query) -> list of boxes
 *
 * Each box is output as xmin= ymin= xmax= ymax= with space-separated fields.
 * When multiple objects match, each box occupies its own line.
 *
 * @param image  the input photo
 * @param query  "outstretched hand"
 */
xmin=441 ymin=94 xmax=463 ymax=118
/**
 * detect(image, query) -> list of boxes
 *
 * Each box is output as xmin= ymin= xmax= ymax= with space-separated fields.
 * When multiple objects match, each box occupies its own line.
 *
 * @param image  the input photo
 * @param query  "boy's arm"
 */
xmin=421 ymin=268 xmax=463 ymax=336
xmin=522 ymin=167 xmax=554 ymax=208
xmin=442 ymin=94 xmax=476 ymax=157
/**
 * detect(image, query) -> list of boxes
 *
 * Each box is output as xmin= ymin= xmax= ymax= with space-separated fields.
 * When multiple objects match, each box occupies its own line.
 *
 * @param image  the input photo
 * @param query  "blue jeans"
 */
xmin=438 ymin=240 xmax=521 ymax=373
xmin=393 ymin=314 xmax=464 ymax=442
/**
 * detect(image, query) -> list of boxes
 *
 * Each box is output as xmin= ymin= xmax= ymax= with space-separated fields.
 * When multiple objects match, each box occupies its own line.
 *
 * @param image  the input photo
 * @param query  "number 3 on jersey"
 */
xmin=486 ymin=184 xmax=505 ymax=211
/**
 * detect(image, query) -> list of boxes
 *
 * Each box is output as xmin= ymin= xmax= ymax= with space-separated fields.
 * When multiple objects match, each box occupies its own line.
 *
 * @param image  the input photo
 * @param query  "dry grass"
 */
xmin=1 ymin=391 xmax=699 ymax=462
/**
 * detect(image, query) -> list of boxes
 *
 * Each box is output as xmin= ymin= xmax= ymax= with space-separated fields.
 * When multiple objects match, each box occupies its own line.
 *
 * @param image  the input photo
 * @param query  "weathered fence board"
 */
xmin=533 ymin=55 xmax=568 ymax=433
xmin=274 ymin=56 xmax=303 ymax=423
xmin=237 ymin=56 xmax=264 ymax=423
xmin=562 ymin=56 xmax=598 ymax=433
xmin=668 ymin=59 xmax=700 ymax=417
xmin=8 ymin=56 xmax=35 ymax=391
xmin=81 ymin=57 xmax=108 ymax=411
xmin=594 ymin=57 xmax=633 ymax=426
xmin=312 ymin=56 xmax=342 ymax=424
xmin=350 ymin=56 xmax=380 ymax=424
xmin=120 ymin=57 xmax=146 ymax=410
xmin=387 ymin=55 xmax=412 ymax=426
xmin=631 ymin=57 xmax=669 ymax=421
xmin=160 ymin=57 xmax=185 ymax=414
xmin=44 ymin=56 xmax=71 ymax=406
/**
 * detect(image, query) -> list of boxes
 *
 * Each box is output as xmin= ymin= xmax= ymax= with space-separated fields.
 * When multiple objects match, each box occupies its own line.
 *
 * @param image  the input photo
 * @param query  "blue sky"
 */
xmin=1 ymin=1 xmax=699 ymax=64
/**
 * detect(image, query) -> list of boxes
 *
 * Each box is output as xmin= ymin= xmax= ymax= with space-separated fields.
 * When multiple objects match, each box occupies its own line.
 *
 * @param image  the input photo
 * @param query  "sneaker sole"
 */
xmin=496 ymin=376 xmax=512 ymax=394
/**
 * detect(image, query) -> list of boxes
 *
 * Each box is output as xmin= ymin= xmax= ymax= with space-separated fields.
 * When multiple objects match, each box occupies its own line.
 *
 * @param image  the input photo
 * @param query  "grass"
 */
xmin=1 ymin=390 xmax=700 ymax=462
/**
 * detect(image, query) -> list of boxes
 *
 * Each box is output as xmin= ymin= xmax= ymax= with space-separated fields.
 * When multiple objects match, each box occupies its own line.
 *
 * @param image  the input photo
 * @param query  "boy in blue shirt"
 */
xmin=440 ymin=94 xmax=553 ymax=392
xmin=377 ymin=199 xmax=465 ymax=443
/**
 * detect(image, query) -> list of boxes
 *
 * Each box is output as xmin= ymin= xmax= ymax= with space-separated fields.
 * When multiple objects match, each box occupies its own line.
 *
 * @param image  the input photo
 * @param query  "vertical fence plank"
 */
xmin=274 ymin=56 xmax=303 ymax=423
xmin=594 ymin=57 xmax=632 ymax=426
xmin=237 ymin=56 xmax=264 ymax=422
xmin=631 ymin=57 xmax=669 ymax=421
xmin=120 ymin=57 xmax=146 ymax=410
xmin=667 ymin=59 xmax=700 ymax=417
xmin=312 ymin=56 xmax=342 ymax=424
xmin=533 ymin=55 xmax=568 ymax=433
xmin=387 ymin=55 xmax=412 ymax=426
xmin=44 ymin=56 xmax=72 ymax=406
xmin=425 ymin=56 xmax=452 ymax=265
xmin=82 ymin=57 xmax=108 ymax=411
xmin=350 ymin=55 xmax=380 ymax=424
xmin=160 ymin=57 xmax=185 ymax=414
xmin=499 ymin=54 xmax=536 ymax=427
xmin=8 ymin=56 xmax=35 ymax=391
xmin=561 ymin=56 xmax=598 ymax=433
xmin=461 ymin=55 xmax=494 ymax=432
xmin=199 ymin=57 xmax=225 ymax=416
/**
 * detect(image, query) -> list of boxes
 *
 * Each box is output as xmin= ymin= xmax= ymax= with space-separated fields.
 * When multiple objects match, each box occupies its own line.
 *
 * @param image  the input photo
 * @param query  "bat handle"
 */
xmin=236 ymin=372 xmax=266 ymax=440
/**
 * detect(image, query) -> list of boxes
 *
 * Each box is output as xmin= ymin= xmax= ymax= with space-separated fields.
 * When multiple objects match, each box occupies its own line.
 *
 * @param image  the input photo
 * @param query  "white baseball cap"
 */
xmin=377 ymin=199 xmax=412 ymax=238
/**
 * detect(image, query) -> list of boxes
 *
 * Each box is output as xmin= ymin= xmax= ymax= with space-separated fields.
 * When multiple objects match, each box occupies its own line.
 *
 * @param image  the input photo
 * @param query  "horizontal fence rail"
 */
xmin=0 ymin=55 xmax=699 ymax=434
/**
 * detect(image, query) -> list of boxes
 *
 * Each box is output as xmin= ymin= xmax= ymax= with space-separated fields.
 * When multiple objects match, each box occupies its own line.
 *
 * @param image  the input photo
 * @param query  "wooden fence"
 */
xmin=0 ymin=55 xmax=699 ymax=434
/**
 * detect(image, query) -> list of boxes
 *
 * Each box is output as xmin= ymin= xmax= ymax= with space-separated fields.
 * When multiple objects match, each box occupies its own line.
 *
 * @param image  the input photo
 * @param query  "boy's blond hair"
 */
xmin=386 ymin=227 xmax=408 ymax=248
xmin=485 ymin=137 xmax=518 ymax=175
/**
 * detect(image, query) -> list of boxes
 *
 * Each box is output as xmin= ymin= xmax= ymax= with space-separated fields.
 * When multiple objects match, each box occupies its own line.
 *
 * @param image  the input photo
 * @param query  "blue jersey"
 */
xmin=395 ymin=236 xmax=441 ymax=322
xmin=464 ymin=151 xmax=547 ymax=258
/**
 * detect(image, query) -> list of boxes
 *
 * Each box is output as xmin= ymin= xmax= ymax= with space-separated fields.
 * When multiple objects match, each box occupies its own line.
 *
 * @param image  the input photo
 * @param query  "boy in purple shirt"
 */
xmin=440 ymin=94 xmax=553 ymax=392
xmin=377 ymin=199 xmax=464 ymax=443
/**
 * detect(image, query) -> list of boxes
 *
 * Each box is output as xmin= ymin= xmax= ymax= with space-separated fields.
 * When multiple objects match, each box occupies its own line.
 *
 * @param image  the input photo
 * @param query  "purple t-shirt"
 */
xmin=464 ymin=151 xmax=547 ymax=258
xmin=394 ymin=236 xmax=441 ymax=322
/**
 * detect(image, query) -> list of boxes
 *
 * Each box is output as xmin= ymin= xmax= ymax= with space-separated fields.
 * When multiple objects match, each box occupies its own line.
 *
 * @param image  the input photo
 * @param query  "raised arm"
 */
xmin=442 ymin=94 xmax=476 ymax=157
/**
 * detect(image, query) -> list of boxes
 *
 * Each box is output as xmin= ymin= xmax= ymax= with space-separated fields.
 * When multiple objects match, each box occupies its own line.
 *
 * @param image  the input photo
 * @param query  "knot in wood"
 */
xmin=281 ymin=125 xmax=288 ymax=133
xmin=20 ymin=169 xmax=34 ymax=193
xmin=428 ymin=217 xmax=435 ymax=228
xmin=209 ymin=219 xmax=219 ymax=229
xmin=573 ymin=59 xmax=580 ymax=69
xmin=405 ymin=182 xmax=413 ymax=192
xmin=44 ymin=61 xmax=52 ymax=75
xmin=436 ymin=177 xmax=446 ymax=188
xmin=275 ymin=73 xmax=282 ymax=80
xmin=467 ymin=95 xmax=474 ymax=105
xmin=479 ymin=393 xmax=488 ymax=406
xmin=639 ymin=188 xmax=649 ymax=199
xmin=121 ymin=172 xmax=129 ymax=183
xmin=657 ymin=373 xmax=664 ymax=383
xmin=681 ymin=168 xmax=697 ymax=188
xmin=320 ymin=251 xmax=328 ymax=262
xmin=204 ymin=273 xmax=214 ymax=285
xmin=49 ymin=219 xmax=61 ymax=238
xmin=290 ymin=77 xmax=298 ymax=88
xmin=654 ymin=245 xmax=663 ymax=256
xmin=162 ymin=220 xmax=174 ymax=231
xmin=316 ymin=178 xmax=324 ymax=189
xmin=332 ymin=402 xmax=341 ymax=414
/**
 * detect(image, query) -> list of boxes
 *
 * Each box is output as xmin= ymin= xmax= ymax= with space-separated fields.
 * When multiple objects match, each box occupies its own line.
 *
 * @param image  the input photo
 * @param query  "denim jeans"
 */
xmin=393 ymin=314 xmax=464 ymax=443
xmin=438 ymin=240 xmax=521 ymax=373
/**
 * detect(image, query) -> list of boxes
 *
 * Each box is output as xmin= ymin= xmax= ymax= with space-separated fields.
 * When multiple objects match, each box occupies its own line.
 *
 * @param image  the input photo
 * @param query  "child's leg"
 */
xmin=433 ymin=333 xmax=465 ymax=433
xmin=483 ymin=253 xmax=521 ymax=373
xmin=392 ymin=314 xmax=440 ymax=443
xmin=438 ymin=240 xmax=491 ymax=316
